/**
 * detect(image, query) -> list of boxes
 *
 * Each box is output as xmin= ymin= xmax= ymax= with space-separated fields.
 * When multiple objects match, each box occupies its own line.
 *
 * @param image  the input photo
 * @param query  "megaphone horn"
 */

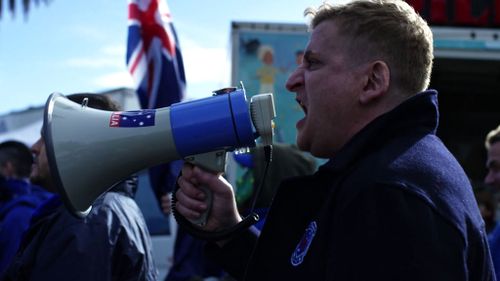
xmin=43 ymin=88 xmax=275 ymax=218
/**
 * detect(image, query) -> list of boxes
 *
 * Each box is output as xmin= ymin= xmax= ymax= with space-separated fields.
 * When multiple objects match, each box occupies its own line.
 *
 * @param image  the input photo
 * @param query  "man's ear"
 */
xmin=1 ymin=161 xmax=15 ymax=178
xmin=359 ymin=60 xmax=390 ymax=104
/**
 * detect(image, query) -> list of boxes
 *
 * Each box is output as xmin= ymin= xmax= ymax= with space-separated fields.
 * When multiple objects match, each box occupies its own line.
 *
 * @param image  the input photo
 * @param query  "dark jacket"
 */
xmin=2 ymin=176 xmax=157 ymax=281
xmin=0 ymin=179 xmax=52 ymax=276
xmin=207 ymin=91 xmax=495 ymax=281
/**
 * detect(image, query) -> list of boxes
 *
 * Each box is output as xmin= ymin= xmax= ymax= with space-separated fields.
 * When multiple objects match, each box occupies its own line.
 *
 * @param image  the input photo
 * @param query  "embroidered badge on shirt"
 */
xmin=291 ymin=220 xmax=317 ymax=266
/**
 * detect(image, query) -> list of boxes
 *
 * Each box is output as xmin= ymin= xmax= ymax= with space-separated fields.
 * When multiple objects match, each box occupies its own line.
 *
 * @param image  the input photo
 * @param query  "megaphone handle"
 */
xmin=172 ymin=146 xmax=273 ymax=242
xmin=172 ymin=180 xmax=259 ymax=242
xmin=184 ymin=150 xmax=226 ymax=226
xmin=186 ymin=185 xmax=213 ymax=226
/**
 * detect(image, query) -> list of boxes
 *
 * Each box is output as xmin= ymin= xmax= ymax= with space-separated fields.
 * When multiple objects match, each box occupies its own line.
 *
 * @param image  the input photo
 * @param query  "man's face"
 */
xmin=485 ymin=141 xmax=500 ymax=189
xmin=285 ymin=20 xmax=367 ymax=158
xmin=30 ymin=136 xmax=55 ymax=192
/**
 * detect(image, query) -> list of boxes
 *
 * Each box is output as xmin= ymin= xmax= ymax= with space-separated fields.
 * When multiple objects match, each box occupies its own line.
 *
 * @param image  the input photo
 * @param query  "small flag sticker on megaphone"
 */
xmin=109 ymin=110 xmax=156 ymax=128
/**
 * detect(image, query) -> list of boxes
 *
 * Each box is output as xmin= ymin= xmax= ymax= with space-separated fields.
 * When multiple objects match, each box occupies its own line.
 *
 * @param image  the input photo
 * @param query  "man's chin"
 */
xmin=29 ymin=174 xmax=40 ymax=185
xmin=30 ymin=175 xmax=51 ymax=191
xmin=295 ymin=136 xmax=310 ymax=153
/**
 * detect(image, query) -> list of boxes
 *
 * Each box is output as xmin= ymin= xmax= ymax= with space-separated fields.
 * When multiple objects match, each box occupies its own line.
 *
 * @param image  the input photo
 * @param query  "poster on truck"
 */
xmin=231 ymin=22 xmax=309 ymax=145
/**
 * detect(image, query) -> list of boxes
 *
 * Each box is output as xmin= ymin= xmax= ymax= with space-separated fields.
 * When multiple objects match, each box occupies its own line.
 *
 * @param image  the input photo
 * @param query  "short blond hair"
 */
xmin=305 ymin=0 xmax=433 ymax=96
xmin=485 ymin=125 xmax=500 ymax=150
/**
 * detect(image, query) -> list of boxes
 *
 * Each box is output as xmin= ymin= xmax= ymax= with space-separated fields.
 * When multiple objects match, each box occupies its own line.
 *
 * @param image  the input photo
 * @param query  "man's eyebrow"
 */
xmin=303 ymin=50 xmax=316 ymax=60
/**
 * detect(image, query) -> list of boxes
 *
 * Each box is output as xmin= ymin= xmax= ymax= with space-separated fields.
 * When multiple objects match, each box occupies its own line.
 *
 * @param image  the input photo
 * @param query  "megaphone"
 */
xmin=43 ymin=86 xmax=275 ymax=220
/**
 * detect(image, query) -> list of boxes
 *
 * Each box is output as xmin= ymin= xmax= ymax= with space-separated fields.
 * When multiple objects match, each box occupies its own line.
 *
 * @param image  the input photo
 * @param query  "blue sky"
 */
xmin=0 ymin=0 xmax=322 ymax=116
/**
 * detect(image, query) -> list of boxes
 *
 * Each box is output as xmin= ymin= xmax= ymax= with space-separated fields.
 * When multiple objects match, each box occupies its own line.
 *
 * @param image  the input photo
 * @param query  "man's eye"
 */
xmin=305 ymin=59 xmax=319 ymax=68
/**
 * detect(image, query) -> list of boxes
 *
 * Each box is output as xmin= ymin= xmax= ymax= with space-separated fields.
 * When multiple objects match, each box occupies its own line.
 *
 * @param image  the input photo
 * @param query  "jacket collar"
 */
xmin=109 ymin=175 xmax=138 ymax=198
xmin=0 ymin=178 xmax=32 ymax=200
xmin=320 ymin=90 xmax=439 ymax=173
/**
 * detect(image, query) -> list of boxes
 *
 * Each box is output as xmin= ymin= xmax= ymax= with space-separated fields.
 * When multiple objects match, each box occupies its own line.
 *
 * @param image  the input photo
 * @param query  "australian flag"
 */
xmin=126 ymin=0 xmax=186 ymax=210
xmin=126 ymin=0 xmax=186 ymax=108
xmin=109 ymin=110 xmax=156 ymax=128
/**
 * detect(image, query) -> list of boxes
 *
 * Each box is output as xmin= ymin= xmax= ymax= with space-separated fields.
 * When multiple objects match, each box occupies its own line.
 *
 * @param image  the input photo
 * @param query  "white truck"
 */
xmin=230 ymin=13 xmax=500 ymax=184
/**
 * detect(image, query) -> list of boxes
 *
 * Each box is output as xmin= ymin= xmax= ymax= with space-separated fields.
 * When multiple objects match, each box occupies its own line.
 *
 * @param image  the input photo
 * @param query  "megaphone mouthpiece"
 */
xmin=250 ymin=93 xmax=276 ymax=146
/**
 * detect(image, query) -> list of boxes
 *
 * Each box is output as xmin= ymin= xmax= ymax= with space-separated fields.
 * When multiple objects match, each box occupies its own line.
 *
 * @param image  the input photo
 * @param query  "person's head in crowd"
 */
xmin=285 ymin=0 xmax=433 ymax=158
xmin=473 ymin=184 xmax=498 ymax=233
xmin=0 ymin=140 xmax=34 ymax=180
xmin=30 ymin=94 xmax=120 ymax=192
xmin=485 ymin=124 xmax=500 ymax=189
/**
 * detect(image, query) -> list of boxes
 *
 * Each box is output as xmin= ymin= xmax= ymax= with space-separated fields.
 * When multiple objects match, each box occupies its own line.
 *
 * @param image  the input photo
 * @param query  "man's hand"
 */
xmin=175 ymin=163 xmax=242 ymax=232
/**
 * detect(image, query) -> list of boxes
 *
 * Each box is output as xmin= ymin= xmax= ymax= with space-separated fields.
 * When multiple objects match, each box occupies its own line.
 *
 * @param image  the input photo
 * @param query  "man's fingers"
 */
xmin=174 ymin=202 xmax=203 ymax=221
xmin=176 ymin=186 xmax=207 ymax=210
xmin=181 ymin=163 xmax=195 ymax=179
xmin=177 ymin=176 xmax=206 ymax=200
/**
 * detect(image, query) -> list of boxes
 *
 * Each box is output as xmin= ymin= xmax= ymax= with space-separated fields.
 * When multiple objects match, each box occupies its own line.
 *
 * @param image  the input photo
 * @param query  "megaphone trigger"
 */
xmin=183 ymin=150 xmax=228 ymax=226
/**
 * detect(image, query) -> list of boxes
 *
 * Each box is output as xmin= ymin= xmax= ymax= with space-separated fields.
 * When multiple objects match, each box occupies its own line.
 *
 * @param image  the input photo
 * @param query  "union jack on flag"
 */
xmin=126 ymin=0 xmax=186 ymax=209
xmin=126 ymin=0 xmax=186 ymax=109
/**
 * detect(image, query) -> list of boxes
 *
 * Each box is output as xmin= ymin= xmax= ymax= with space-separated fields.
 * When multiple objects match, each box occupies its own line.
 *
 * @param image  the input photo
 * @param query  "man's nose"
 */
xmin=285 ymin=67 xmax=304 ymax=93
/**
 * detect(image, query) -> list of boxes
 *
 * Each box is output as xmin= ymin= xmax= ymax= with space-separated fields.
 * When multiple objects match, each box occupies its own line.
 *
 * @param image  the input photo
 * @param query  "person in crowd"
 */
xmin=0 ymin=141 xmax=52 ymax=276
xmin=164 ymin=224 xmax=226 ymax=281
xmin=174 ymin=0 xmax=495 ymax=280
xmin=485 ymin=125 xmax=500 ymax=190
xmin=484 ymin=124 xmax=500 ymax=279
xmin=2 ymin=94 xmax=157 ymax=281
xmin=473 ymin=183 xmax=498 ymax=234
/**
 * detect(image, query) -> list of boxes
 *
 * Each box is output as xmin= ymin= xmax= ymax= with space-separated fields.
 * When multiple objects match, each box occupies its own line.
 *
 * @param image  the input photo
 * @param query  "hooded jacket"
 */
xmin=2 ymin=176 xmax=157 ymax=281
xmin=0 ymin=178 xmax=52 ymax=276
